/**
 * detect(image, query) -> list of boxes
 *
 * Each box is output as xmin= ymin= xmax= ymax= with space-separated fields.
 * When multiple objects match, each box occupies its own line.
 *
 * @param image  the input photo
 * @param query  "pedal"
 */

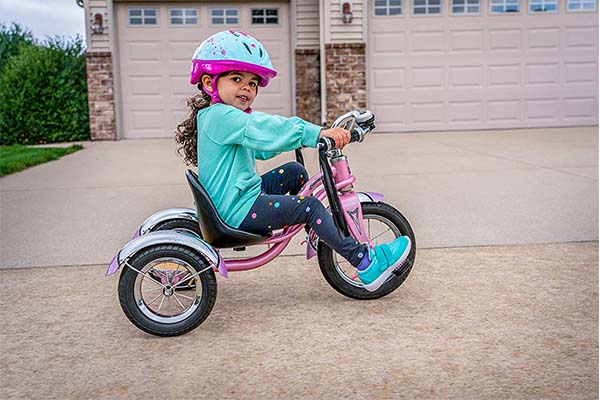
xmin=233 ymin=247 xmax=246 ymax=252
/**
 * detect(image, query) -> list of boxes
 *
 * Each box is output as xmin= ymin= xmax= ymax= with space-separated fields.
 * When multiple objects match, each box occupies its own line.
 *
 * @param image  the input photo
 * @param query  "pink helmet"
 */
xmin=190 ymin=31 xmax=277 ymax=105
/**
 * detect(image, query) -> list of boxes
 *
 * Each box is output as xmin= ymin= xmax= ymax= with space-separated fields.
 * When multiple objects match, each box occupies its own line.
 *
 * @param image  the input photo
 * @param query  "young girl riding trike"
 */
xmin=106 ymin=30 xmax=416 ymax=337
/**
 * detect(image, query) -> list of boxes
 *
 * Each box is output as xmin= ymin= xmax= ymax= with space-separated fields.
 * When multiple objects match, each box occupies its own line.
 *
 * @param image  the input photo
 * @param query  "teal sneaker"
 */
xmin=358 ymin=236 xmax=411 ymax=292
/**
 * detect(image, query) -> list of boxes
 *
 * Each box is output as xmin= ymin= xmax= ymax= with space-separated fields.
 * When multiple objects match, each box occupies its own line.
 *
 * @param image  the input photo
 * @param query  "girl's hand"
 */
xmin=319 ymin=127 xmax=351 ymax=149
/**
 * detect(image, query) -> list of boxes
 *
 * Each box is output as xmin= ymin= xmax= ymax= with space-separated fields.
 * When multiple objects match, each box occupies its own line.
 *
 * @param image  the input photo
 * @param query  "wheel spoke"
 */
xmin=172 ymin=293 xmax=187 ymax=311
xmin=147 ymin=292 xmax=163 ymax=306
xmin=157 ymin=294 xmax=167 ymax=312
xmin=370 ymin=227 xmax=392 ymax=243
xmin=174 ymin=292 xmax=195 ymax=301
xmin=142 ymin=286 xmax=163 ymax=294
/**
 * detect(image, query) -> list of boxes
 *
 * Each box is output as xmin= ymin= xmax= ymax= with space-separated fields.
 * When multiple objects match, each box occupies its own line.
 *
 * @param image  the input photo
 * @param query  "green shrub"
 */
xmin=0 ymin=23 xmax=34 ymax=72
xmin=0 ymin=34 xmax=89 ymax=145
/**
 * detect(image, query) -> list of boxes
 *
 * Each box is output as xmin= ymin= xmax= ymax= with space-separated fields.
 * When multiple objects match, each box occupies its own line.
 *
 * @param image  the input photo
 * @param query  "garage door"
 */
xmin=368 ymin=0 xmax=598 ymax=132
xmin=116 ymin=2 xmax=291 ymax=139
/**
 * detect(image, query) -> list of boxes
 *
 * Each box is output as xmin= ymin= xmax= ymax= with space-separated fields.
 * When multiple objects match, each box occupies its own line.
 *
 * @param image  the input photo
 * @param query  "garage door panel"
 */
xmin=131 ymin=76 xmax=163 ymax=95
xmin=527 ymin=28 xmax=561 ymax=49
xmin=565 ymin=26 xmax=598 ymax=48
xmin=487 ymin=64 xmax=521 ymax=87
xmin=448 ymin=101 xmax=484 ymax=123
xmin=449 ymin=66 xmax=483 ymax=88
xmin=487 ymin=100 xmax=522 ymax=122
xmin=525 ymin=63 xmax=561 ymax=85
xmin=525 ymin=98 xmax=561 ymax=121
xmin=411 ymin=31 xmax=445 ymax=53
xmin=564 ymin=98 xmax=597 ymax=120
xmin=128 ymin=42 xmax=162 ymax=60
xmin=449 ymin=30 xmax=484 ymax=52
xmin=565 ymin=62 xmax=597 ymax=84
xmin=373 ymin=69 xmax=407 ymax=89
xmin=411 ymin=67 xmax=444 ymax=89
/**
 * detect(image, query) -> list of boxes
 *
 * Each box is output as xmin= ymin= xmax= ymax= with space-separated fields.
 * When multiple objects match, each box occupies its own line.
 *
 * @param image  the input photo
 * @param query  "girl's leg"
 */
xmin=239 ymin=194 xmax=369 ymax=268
xmin=260 ymin=161 xmax=307 ymax=195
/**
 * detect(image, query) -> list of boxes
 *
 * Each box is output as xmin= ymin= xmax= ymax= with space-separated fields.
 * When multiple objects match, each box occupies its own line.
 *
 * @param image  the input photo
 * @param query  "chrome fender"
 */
xmin=106 ymin=230 xmax=227 ymax=278
xmin=134 ymin=208 xmax=198 ymax=238
xmin=306 ymin=191 xmax=384 ymax=259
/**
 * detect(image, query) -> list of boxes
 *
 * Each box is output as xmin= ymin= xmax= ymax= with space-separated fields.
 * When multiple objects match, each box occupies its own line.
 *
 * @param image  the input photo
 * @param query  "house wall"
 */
xmin=323 ymin=0 xmax=367 ymax=125
xmin=294 ymin=0 xmax=321 ymax=124
xmin=84 ymin=0 xmax=118 ymax=140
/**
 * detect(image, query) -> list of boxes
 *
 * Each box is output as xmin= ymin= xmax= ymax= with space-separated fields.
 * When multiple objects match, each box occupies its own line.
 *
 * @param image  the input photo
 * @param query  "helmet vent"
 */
xmin=259 ymin=47 xmax=263 ymax=58
xmin=242 ymin=42 xmax=253 ymax=55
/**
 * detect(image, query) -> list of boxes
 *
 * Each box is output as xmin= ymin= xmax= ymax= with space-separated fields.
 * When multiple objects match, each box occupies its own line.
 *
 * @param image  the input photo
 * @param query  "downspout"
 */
xmin=319 ymin=0 xmax=327 ymax=126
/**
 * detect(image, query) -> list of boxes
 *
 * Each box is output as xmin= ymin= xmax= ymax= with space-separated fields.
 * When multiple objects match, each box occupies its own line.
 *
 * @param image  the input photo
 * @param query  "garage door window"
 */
xmin=452 ymin=0 xmax=481 ymax=14
xmin=413 ymin=0 xmax=442 ymax=15
xmin=374 ymin=0 xmax=402 ymax=15
xmin=129 ymin=9 xmax=157 ymax=25
xmin=252 ymin=9 xmax=279 ymax=24
xmin=170 ymin=9 xmax=198 ymax=25
xmin=490 ymin=0 xmax=520 ymax=13
xmin=567 ymin=0 xmax=597 ymax=11
xmin=211 ymin=8 xmax=239 ymax=25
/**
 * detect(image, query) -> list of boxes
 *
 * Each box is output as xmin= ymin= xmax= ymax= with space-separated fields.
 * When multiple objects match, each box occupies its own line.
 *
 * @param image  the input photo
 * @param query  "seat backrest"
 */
xmin=185 ymin=170 xmax=269 ymax=248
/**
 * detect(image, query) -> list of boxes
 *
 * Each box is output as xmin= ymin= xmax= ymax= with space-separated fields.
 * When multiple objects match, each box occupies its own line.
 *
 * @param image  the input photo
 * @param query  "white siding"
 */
xmin=328 ymin=0 xmax=365 ymax=43
xmin=86 ymin=0 xmax=111 ymax=51
xmin=297 ymin=0 xmax=319 ymax=48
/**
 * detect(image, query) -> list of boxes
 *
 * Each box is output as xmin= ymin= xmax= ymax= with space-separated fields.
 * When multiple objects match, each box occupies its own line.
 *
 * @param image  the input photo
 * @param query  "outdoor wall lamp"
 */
xmin=341 ymin=1 xmax=353 ymax=24
xmin=92 ymin=13 xmax=105 ymax=34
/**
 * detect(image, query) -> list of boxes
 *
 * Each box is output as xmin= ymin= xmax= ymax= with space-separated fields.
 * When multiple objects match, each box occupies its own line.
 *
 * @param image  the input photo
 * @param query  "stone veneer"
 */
xmin=325 ymin=43 xmax=366 ymax=125
xmin=85 ymin=51 xmax=117 ymax=140
xmin=295 ymin=49 xmax=322 ymax=125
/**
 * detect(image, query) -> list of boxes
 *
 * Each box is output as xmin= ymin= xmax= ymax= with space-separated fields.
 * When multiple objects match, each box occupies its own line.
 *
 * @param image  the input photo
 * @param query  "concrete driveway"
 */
xmin=0 ymin=126 xmax=598 ymax=399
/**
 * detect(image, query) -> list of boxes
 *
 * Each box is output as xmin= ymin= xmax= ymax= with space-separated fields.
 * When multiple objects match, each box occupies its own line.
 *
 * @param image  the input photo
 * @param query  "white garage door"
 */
xmin=368 ymin=0 xmax=598 ymax=132
xmin=116 ymin=2 xmax=291 ymax=139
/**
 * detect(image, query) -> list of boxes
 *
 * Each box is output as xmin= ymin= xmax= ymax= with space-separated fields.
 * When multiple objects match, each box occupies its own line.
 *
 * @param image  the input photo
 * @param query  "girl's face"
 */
xmin=203 ymin=71 xmax=259 ymax=110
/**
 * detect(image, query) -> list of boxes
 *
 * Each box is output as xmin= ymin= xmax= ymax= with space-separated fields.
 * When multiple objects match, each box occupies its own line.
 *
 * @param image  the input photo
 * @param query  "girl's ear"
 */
xmin=201 ymin=74 xmax=214 ymax=92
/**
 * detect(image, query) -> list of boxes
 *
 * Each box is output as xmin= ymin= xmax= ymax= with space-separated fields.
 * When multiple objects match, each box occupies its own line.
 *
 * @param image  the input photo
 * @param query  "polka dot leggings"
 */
xmin=238 ymin=162 xmax=368 ymax=268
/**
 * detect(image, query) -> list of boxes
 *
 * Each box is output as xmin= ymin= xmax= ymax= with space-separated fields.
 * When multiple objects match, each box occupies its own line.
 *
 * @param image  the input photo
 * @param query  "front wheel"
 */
xmin=118 ymin=244 xmax=217 ymax=336
xmin=317 ymin=202 xmax=416 ymax=300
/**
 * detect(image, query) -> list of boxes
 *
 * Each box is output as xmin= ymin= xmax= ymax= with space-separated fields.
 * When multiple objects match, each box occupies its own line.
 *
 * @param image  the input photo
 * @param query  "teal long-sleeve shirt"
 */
xmin=197 ymin=103 xmax=322 ymax=228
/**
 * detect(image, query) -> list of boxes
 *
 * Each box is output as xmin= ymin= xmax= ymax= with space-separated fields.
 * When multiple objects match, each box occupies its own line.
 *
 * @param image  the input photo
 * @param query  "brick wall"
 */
xmin=85 ymin=51 xmax=117 ymax=140
xmin=325 ymin=43 xmax=366 ymax=125
xmin=295 ymin=49 xmax=322 ymax=125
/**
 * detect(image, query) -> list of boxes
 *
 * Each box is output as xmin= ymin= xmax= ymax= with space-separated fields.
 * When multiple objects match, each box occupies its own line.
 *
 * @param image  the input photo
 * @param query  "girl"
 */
xmin=175 ymin=30 xmax=411 ymax=292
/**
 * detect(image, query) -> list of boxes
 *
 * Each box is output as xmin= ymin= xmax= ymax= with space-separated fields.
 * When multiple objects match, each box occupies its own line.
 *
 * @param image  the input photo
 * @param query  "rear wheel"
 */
xmin=150 ymin=219 xmax=203 ymax=290
xmin=317 ymin=202 xmax=416 ymax=300
xmin=118 ymin=244 xmax=217 ymax=337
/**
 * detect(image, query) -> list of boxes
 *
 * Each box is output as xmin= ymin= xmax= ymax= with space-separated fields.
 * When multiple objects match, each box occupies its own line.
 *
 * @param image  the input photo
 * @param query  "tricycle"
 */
xmin=106 ymin=110 xmax=416 ymax=336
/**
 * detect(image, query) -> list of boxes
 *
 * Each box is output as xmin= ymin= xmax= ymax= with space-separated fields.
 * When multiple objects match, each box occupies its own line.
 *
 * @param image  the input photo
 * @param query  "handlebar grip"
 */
xmin=349 ymin=128 xmax=361 ymax=144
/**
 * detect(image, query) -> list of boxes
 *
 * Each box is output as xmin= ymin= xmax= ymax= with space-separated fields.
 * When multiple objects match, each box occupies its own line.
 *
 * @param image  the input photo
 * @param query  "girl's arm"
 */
xmin=204 ymin=104 xmax=321 ymax=152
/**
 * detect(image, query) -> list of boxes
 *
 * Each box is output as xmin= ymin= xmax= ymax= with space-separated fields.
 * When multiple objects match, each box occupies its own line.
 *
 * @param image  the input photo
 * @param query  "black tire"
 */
xmin=317 ymin=202 xmax=416 ymax=300
xmin=153 ymin=218 xmax=203 ymax=238
xmin=118 ymin=244 xmax=217 ymax=337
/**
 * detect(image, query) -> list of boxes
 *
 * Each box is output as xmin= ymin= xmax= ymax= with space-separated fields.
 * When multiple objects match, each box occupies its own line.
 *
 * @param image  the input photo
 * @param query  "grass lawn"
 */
xmin=0 ymin=144 xmax=83 ymax=177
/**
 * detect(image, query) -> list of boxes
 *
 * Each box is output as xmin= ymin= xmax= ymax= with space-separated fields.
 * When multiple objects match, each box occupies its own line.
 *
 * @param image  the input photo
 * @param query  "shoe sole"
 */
xmin=363 ymin=241 xmax=412 ymax=293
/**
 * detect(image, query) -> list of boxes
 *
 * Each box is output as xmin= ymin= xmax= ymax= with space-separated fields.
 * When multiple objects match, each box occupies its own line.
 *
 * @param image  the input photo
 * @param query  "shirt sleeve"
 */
xmin=204 ymin=104 xmax=321 ymax=151
xmin=255 ymin=151 xmax=281 ymax=160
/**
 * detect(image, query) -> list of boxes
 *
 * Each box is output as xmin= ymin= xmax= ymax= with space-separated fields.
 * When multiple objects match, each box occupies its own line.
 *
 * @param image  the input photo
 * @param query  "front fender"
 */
xmin=106 ymin=231 xmax=227 ymax=278
xmin=135 ymin=208 xmax=198 ymax=238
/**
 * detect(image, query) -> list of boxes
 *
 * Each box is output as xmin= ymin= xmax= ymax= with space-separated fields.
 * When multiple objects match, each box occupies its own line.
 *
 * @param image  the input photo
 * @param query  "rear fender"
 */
xmin=134 ymin=208 xmax=198 ymax=238
xmin=106 ymin=231 xmax=227 ymax=278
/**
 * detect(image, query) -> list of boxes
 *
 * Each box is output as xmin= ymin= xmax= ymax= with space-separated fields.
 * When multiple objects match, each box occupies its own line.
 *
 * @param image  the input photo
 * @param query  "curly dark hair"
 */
xmin=175 ymin=90 xmax=211 ymax=166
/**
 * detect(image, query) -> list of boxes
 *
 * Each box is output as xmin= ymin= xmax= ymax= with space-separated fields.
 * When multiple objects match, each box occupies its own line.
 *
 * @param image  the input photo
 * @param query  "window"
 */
xmin=211 ymin=8 xmax=239 ymax=25
xmin=452 ymin=0 xmax=481 ymax=13
xmin=170 ymin=9 xmax=197 ymax=25
xmin=490 ymin=0 xmax=520 ymax=13
xmin=567 ymin=0 xmax=597 ymax=11
xmin=252 ymin=8 xmax=279 ymax=24
xmin=414 ymin=0 xmax=442 ymax=14
xmin=374 ymin=0 xmax=402 ymax=15
xmin=129 ymin=9 xmax=157 ymax=25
